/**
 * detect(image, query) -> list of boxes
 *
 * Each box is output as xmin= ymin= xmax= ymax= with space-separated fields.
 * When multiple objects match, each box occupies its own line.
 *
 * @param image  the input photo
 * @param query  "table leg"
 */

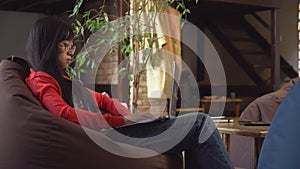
xmin=235 ymin=103 xmax=240 ymax=117
xmin=254 ymin=137 xmax=264 ymax=169
xmin=201 ymin=103 xmax=206 ymax=114
xmin=221 ymin=133 xmax=230 ymax=154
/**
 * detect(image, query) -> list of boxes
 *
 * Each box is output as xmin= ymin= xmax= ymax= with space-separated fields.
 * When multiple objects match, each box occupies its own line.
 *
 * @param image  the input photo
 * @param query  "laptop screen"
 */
xmin=168 ymin=60 xmax=179 ymax=118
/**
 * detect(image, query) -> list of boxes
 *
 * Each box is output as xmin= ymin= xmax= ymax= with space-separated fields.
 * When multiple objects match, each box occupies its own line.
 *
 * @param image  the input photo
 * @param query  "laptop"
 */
xmin=114 ymin=60 xmax=179 ymax=129
xmin=167 ymin=60 xmax=179 ymax=118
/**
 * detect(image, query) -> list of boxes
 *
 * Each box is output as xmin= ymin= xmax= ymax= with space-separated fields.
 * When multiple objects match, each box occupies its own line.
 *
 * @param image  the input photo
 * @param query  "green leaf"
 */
xmin=183 ymin=9 xmax=191 ymax=15
xmin=172 ymin=40 xmax=177 ymax=47
xmin=119 ymin=67 xmax=127 ymax=79
xmin=138 ymin=35 xmax=144 ymax=43
xmin=94 ymin=47 xmax=100 ymax=55
xmin=70 ymin=0 xmax=83 ymax=17
xmin=186 ymin=9 xmax=191 ymax=14
xmin=180 ymin=21 xmax=185 ymax=28
xmin=176 ymin=48 xmax=179 ymax=55
xmin=80 ymin=69 xmax=87 ymax=73
xmin=67 ymin=68 xmax=77 ymax=78
xmin=74 ymin=26 xmax=80 ymax=34
xmin=97 ymin=39 xmax=106 ymax=45
xmin=126 ymin=46 xmax=132 ymax=55
xmin=91 ymin=60 xmax=96 ymax=69
xmin=80 ymin=27 xmax=84 ymax=37
xmin=108 ymin=48 xmax=114 ymax=56
xmin=143 ymin=48 xmax=150 ymax=57
xmin=176 ymin=2 xmax=184 ymax=10
xmin=86 ymin=59 xmax=91 ymax=67
xmin=79 ymin=56 xmax=86 ymax=67
xmin=75 ymin=19 xmax=82 ymax=27
xmin=83 ymin=11 xmax=89 ymax=18
xmin=162 ymin=1 xmax=168 ymax=10
xmin=178 ymin=13 xmax=183 ymax=19
xmin=128 ymin=75 xmax=133 ymax=81
xmin=103 ymin=13 xmax=109 ymax=22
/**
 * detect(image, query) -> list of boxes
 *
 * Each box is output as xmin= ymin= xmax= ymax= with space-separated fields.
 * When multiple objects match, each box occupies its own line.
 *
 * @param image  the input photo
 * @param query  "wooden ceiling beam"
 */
xmin=0 ymin=0 xmax=16 ymax=6
xmin=15 ymin=0 xmax=61 ymax=11
xmin=200 ymin=0 xmax=280 ymax=8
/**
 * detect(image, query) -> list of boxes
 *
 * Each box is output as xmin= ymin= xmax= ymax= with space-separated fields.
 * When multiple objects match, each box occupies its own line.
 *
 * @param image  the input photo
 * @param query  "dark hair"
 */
xmin=27 ymin=16 xmax=74 ymax=106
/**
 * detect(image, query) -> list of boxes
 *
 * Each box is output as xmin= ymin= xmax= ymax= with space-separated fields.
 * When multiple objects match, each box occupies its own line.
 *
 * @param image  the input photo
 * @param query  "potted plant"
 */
xmin=69 ymin=0 xmax=198 ymax=113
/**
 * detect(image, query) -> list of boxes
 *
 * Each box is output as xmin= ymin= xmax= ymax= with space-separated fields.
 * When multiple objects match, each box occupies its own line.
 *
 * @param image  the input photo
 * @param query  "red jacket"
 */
xmin=25 ymin=69 xmax=131 ymax=130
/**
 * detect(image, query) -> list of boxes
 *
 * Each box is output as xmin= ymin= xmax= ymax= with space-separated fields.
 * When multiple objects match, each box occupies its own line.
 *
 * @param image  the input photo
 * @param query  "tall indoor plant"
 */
xmin=69 ymin=0 xmax=197 ymax=113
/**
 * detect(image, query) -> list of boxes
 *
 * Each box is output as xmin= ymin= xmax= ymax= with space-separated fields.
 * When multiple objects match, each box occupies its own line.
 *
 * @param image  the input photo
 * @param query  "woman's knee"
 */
xmin=197 ymin=114 xmax=217 ymax=144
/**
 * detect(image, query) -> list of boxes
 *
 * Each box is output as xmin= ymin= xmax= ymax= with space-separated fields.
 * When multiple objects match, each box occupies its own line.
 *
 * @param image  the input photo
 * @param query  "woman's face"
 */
xmin=58 ymin=40 xmax=76 ymax=70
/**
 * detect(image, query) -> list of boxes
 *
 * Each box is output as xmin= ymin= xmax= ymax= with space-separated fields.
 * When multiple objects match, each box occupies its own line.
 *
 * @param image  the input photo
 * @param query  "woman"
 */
xmin=25 ymin=16 xmax=233 ymax=169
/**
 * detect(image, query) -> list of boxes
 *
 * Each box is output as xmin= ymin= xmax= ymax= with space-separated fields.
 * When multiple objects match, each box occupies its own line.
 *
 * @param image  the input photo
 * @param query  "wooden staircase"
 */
xmin=181 ymin=0 xmax=296 ymax=96
xmin=204 ymin=15 xmax=297 ymax=94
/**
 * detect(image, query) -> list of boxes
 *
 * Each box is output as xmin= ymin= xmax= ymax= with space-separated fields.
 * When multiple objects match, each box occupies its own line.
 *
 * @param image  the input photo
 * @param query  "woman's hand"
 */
xmin=123 ymin=112 xmax=157 ymax=125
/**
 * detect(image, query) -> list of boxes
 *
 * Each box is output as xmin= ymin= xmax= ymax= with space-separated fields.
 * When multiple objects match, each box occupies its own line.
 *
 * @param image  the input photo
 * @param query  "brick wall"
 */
xmin=95 ymin=58 xmax=167 ymax=115
xmin=95 ymin=54 xmax=118 ymax=85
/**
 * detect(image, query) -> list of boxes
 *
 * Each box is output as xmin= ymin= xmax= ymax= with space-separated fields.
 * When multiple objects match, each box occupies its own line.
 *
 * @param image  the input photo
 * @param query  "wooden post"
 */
xmin=117 ymin=0 xmax=130 ymax=104
xmin=271 ymin=8 xmax=280 ymax=90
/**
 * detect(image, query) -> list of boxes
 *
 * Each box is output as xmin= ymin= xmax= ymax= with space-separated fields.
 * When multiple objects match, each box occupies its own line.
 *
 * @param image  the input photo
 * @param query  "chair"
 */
xmin=257 ymin=80 xmax=300 ymax=169
xmin=229 ymin=78 xmax=300 ymax=169
xmin=0 ymin=57 xmax=183 ymax=169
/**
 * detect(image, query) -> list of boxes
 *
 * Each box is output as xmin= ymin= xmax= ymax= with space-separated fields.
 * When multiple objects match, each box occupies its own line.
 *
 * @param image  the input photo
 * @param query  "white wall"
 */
xmin=279 ymin=1 xmax=298 ymax=71
xmin=0 ymin=11 xmax=44 ymax=60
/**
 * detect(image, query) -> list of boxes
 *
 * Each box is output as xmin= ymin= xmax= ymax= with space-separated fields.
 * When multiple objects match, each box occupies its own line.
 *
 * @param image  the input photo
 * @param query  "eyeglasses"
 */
xmin=59 ymin=43 xmax=76 ymax=53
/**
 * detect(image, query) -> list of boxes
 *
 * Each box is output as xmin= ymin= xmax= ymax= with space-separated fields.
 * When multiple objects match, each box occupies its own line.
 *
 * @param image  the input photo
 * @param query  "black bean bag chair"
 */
xmin=0 ymin=57 xmax=182 ymax=169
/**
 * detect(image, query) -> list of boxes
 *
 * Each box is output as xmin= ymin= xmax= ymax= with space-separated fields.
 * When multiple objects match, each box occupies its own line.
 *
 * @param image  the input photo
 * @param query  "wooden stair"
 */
xmin=204 ymin=15 xmax=297 ymax=94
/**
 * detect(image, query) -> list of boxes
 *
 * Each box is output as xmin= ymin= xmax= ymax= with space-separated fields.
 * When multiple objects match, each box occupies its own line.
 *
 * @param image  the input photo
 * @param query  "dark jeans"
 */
xmin=106 ymin=113 xmax=233 ymax=169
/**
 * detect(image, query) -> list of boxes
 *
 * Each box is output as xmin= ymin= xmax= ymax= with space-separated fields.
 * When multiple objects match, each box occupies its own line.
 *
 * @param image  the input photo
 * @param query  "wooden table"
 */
xmin=201 ymin=98 xmax=243 ymax=116
xmin=175 ymin=107 xmax=204 ymax=115
xmin=216 ymin=118 xmax=269 ymax=169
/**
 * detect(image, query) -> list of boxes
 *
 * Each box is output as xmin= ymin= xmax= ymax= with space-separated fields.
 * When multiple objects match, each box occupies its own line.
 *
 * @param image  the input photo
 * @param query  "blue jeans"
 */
xmin=106 ymin=113 xmax=233 ymax=169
